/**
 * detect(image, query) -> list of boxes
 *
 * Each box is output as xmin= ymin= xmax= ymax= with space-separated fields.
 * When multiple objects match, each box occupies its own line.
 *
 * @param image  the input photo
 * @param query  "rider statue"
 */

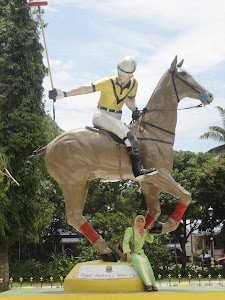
xmin=49 ymin=56 xmax=157 ymax=180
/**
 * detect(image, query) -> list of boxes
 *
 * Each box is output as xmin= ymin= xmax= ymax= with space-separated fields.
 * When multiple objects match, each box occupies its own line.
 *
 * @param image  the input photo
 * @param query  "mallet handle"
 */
xmin=38 ymin=6 xmax=54 ymax=89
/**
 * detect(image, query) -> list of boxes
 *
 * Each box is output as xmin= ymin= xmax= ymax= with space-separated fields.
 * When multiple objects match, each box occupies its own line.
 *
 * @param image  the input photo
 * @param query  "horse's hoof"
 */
xmin=101 ymin=253 xmax=117 ymax=262
xmin=149 ymin=222 xmax=163 ymax=234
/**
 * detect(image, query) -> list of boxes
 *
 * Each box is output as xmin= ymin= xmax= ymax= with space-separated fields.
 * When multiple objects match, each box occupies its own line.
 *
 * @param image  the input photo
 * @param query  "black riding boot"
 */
xmin=128 ymin=152 xmax=157 ymax=179
xmin=125 ymin=131 xmax=158 ymax=180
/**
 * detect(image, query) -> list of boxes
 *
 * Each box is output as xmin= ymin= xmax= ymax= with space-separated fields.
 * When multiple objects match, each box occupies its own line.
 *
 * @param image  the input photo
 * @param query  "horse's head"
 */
xmin=169 ymin=56 xmax=213 ymax=105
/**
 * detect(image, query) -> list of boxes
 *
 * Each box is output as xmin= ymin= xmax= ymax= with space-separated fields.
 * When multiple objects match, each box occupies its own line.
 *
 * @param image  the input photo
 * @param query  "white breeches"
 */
xmin=92 ymin=108 xmax=131 ymax=147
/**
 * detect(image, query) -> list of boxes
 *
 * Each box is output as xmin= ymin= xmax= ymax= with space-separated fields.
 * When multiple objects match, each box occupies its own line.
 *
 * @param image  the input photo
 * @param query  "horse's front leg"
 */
xmin=147 ymin=168 xmax=192 ymax=234
xmin=61 ymin=182 xmax=116 ymax=261
xmin=140 ymin=181 xmax=161 ymax=229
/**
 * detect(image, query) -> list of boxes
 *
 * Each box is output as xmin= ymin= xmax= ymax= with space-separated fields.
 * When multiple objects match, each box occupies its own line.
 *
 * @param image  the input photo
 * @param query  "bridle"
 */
xmin=137 ymin=69 xmax=209 ymax=138
xmin=170 ymin=69 xmax=208 ymax=104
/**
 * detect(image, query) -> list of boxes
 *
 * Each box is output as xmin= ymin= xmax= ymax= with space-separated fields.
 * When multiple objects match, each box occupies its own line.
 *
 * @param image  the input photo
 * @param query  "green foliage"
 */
xmin=144 ymin=235 xmax=173 ymax=274
xmin=77 ymin=243 xmax=100 ymax=262
xmin=159 ymin=151 xmax=214 ymax=269
xmin=9 ymin=259 xmax=43 ymax=281
xmin=43 ymin=245 xmax=77 ymax=277
xmin=9 ymin=248 xmax=78 ymax=281
xmin=194 ymin=153 xmax=225 ymax=229
xmin=200 ymin=106 xmax=225 ymax=155
xmin=0 ymin=0 xmax=52 ymax=244
xmin=6 ymin=148 xmax=225 ymax=278
xmin=0 ymin=2 xmax=65 ymax=290
xmin=85 ymin=180 xmax=145 ymax=217
xmin=218 ymin=225 xmax=225 ymax=249
xmin=0 ymin=152 xmax=11 ymax=238
xmin=160 ymin=151 xmax=212 ymax=215
xmin=77 ymin=211 xmax=132 ymax=261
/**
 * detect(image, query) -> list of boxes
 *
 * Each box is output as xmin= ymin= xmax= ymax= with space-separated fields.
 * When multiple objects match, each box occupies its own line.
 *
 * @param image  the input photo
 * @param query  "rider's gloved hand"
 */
xmin=48 ymin=88 xmax=67 ymax=100
xmin=132 ymin=107 xmax=141 ymax=120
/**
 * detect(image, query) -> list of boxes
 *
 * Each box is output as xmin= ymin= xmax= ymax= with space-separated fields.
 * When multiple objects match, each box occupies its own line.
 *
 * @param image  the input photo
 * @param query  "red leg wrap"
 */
xmin=79 ymin=222 xmax=100 ymax=244
xmin=170 ymin=202 xmax=188 ymax=222
xmin=144 ymin=214 xmax=156 ymax=229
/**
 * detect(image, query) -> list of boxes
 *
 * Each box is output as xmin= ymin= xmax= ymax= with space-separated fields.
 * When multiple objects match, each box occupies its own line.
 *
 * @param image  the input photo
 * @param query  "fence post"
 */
xmin=50 ymin=276 xmax=53 ymax=288
xmin=9 ymin=277 xmax=13 ymax=290
xmin=158 ymin=274 xmax=161 ymax=287
xmin=168 ymin=274 xmax=171 ymax=286
xmin=208 ymin=274 xmax=211 ymax=285
xmin=188 ymin=273 xmax=191 ymax=284
xmin=40 ymin=276 xmax=43 ymax=288
xmin=19 ymin=277 xmax=23 ymax=288
xmin=30 ymin=276 xmax=33 ymax=286
xmin=60 ymin=276 xmax=64 ymax=288
xmin=178 ymin=273 xmax=181 ymax=283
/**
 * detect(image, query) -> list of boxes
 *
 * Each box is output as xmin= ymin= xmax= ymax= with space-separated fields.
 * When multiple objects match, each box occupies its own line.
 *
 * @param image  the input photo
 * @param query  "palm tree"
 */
xmin=200 ymin=106 xmax=225 ymax=155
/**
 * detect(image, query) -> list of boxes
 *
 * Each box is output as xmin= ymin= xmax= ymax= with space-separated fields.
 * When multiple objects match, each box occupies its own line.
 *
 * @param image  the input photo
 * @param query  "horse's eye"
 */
xmin=179 ymin=71 xmax=187 ymax=77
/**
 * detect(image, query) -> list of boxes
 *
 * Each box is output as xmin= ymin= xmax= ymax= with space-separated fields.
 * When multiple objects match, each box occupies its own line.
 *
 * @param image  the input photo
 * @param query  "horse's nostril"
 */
xmin=209 ymin=93 xmax=213 ymax=98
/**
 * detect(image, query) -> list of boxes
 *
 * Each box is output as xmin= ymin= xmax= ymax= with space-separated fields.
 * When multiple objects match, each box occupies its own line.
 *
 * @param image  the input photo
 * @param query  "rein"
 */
xmin=137 ymin=137 xmax=173 ymax=145
xmin=137 ymin=70 xmax=205 ymax=135
xmin=138 ymin=103 xmax=202 ymax=134
xmin=137 ymin=108 xmax=174 ymax=144
xmin=142 ymin=121 xmax=175 ymax=135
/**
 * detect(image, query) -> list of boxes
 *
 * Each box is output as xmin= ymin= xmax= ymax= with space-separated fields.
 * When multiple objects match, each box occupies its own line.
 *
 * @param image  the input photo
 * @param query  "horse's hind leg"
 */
xmin=140 ymin=182 xmax=161 ymax=229
xmin=61 ymin=182 xmax=112 ymax=255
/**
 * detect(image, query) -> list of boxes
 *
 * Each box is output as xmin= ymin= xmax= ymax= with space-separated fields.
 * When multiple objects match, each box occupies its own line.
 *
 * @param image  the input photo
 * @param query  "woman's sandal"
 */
xmin=152 ymin=286 xmax=158 ymax=291
xmin=146 ymin=285 xmax=153 ymax=292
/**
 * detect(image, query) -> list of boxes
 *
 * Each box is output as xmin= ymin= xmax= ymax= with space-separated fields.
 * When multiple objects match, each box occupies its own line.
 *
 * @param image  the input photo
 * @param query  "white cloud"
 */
xmin=49 ymin=0 xmax=225 ymax=30
xmin=41 ymin=0 xmax=225 ymax=154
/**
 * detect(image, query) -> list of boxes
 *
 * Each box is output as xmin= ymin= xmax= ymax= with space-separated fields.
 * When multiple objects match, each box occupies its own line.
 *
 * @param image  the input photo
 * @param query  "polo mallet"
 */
xmin=27 ymin=1 xmax=56 ymax=120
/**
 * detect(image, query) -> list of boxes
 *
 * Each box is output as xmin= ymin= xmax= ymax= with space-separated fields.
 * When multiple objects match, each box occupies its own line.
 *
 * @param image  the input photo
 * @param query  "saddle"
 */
xmin=85 ymin=126 xmax=125 ymax=145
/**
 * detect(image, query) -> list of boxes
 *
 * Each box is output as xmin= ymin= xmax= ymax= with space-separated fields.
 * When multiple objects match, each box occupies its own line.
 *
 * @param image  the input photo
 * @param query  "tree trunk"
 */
xmin=0 ymin=241 xmax=9 ymax=291
xmin=181 ymin=243 xmax=187 ymax=270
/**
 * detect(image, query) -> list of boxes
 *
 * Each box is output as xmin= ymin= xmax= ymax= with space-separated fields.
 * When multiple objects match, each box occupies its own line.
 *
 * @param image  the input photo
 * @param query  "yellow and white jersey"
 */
xmin=92 ymin=76 xmax=138 ymax=111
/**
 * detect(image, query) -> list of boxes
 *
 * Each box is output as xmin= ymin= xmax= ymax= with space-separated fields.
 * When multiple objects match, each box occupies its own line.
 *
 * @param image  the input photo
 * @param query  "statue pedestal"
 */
xmin=64 ymin=260 xmax=145 ymax=293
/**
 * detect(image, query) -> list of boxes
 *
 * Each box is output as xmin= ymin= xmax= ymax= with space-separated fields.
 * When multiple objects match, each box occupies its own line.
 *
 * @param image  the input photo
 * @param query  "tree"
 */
xmin=84 ymin=179 xmax=145 ymax=217
xmin=218 ymin=225 xmax=225 ymax=250
xmin=144 ymin=235 xmax=173 ymax=275
xmin=0 ymin=0 xmax=49 ymax=290
xmin=194 ymin=154 xmax=225 ymax=229
xmin=193 ymin=154 xmax=225 ymax=267
xmin=200 ymin=106 xmax=225 ymax=155
xmin=0 ymin=152 xmax=11 ymax=291
xmin=0 ymin=151 xmax=16 ymax=238
xmin=7 ymin=113 xmax=65 ymax=264
xmin=159 ymin=151 xmax=213 ymax=270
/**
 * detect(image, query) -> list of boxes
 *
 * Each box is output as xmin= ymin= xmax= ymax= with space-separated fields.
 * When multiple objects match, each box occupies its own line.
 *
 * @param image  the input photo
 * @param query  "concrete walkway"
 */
xmin=0 ymin=284 xmax=225 ymax=296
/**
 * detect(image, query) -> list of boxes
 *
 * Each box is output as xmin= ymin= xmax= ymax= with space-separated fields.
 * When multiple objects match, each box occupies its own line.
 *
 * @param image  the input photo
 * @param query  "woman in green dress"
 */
xmin=123 ymin=215 xmax=158 ymax=292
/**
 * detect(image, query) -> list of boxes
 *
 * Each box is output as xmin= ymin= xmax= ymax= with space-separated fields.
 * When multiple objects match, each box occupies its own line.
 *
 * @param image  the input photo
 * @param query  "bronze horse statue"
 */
xmin=27 ymin=56 xmax=213 ymax=261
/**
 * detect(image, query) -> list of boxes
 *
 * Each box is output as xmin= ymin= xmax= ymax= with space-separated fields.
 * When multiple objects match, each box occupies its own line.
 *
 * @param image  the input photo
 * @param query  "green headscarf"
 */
xmin=133 ymin=215 xmax=146 ymax=239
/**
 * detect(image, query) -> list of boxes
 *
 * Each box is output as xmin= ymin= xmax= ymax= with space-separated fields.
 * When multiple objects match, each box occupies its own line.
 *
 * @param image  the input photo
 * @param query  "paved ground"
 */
xmin=0 ymin=284 xmax=224 ymax=296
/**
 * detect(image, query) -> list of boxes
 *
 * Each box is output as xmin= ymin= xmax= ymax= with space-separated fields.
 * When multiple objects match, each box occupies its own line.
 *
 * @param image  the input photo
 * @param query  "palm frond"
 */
xmin=216 ymin=106 xmax=225 ymax=128
xmin=200 ymin=106 xmax=225 ymax=156
xmin=199 ymin=130 xmax=225 ymax=142
xmin=208 ymin=144 xmax=225 ymax=155
xmin=209 ymin=126 xmax=225 ymax=135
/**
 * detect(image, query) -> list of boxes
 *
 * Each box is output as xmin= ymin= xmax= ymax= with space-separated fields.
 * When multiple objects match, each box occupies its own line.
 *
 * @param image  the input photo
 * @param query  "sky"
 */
xmin=33 ymin=0 xmax=225 ymax=153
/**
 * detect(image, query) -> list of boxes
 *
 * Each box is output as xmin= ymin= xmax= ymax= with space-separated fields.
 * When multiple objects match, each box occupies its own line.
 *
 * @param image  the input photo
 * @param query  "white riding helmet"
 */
xmin=117 ymin=56 xmax=137 ymax=77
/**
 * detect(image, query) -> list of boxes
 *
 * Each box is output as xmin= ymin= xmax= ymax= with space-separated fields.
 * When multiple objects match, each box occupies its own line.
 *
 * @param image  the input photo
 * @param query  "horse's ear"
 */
xmin=170 ymin=55 xmax=177 ymax=72
xmin=177 ymin=59 xmax=184 ymax=68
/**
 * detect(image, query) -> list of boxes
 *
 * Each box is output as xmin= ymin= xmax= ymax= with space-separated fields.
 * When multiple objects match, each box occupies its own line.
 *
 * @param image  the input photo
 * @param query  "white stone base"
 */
xmin=64 ymin=260 xmax=145 ymax=293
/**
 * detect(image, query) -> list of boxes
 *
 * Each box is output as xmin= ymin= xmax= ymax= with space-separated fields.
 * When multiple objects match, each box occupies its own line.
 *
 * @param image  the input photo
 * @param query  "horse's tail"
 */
xmin=25 ymin=146 xmax=47 ymax=175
